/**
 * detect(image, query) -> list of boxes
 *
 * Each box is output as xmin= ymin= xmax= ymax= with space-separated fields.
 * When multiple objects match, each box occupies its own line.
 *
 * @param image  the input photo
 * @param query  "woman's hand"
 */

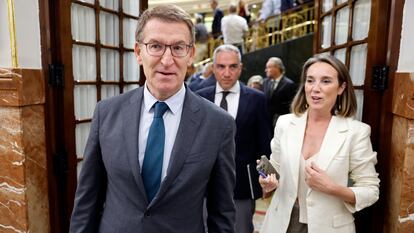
xmin=305 ymin=162 xmax=337 ymax=194
xmin=259 ymin=173 xmax=279 ymax=193
xmin=305 ymin=162 xmax=356 ymax=203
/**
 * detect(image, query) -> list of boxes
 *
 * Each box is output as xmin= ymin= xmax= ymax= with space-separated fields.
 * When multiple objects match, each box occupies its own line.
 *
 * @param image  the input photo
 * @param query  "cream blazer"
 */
xmin=260 ymin=112 xmax=380 ymax=233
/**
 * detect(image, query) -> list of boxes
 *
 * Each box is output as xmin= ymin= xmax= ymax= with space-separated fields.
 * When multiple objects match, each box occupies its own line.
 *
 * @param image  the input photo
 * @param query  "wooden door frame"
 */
xmin=375 ymin=0 xmax=405 ymax=232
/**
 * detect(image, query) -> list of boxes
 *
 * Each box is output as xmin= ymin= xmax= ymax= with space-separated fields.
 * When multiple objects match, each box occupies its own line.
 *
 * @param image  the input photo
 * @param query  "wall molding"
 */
xmin=0 ymin=68 xmax=44 ymax=106
xmin=393 ymin=72 xmax=414 ymax=120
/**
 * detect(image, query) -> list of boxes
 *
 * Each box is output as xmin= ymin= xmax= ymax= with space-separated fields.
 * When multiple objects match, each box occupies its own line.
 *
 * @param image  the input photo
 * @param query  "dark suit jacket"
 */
xmin=197 ymin=83 xmax=271 ymax=199
xmin=212 ymin=8 xmax=224 ymax=37
xmin=263 ymin=76 xmax=297 ymax=127
xmin=187 ymin=73 xmax=202 ymax=91
xmin=197 ymin=74 xmax=216 ymax=91
xmin=69 ymin=86 xmax=236 ymax=233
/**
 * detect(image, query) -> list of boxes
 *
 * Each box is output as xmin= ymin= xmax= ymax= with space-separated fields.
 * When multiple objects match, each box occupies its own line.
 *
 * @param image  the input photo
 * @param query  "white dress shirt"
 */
xmin=138 ymin=83 xmax=185 ymax=180
xmin=259 ymin=0 xmax=281 ymax=20
xmin=221 ymin=14 xmax=249 ymax=44
xmin=214 ymin=81 xmax=240 ymax=119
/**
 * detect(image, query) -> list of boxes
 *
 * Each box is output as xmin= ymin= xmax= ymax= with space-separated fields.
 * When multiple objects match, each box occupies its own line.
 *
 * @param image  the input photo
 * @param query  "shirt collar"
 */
xmin=143 ymin=83 xmax=186 ymax=115
xmin=215 ymin=81 xmax=240 ymax=94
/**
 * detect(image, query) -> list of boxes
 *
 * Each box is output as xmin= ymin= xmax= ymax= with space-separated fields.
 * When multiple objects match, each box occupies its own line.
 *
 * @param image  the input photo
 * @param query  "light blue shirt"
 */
xmin=139 ymin=83 xmax=185 ymax=180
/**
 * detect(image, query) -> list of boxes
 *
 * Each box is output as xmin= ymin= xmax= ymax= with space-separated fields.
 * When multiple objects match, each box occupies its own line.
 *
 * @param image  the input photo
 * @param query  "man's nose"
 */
xmin=223 ymin=67 xmax=232 ymax=76
xmin=161 ymin=47 xmax=174 ymax=65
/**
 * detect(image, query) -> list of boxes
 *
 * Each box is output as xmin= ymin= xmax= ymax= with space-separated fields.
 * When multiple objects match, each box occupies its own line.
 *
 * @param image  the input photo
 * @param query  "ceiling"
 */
xmin=148 ymin=0 xmax=263 ymax=15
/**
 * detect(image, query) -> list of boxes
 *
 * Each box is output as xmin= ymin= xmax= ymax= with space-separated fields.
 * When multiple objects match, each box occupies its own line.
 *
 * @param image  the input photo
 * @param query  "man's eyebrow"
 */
xmin=216 ymin=63 xmax=239 ymax=66
xmin=144 ymin=39 xmax=188 ymax=44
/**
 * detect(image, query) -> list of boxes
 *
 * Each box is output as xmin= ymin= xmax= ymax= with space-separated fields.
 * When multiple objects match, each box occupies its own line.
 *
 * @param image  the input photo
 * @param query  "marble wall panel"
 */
xmin=399 ymin=119 xmax=414 ymax=221
xmin=22 ymin=105 xmax=50 ymax=233
xmin=0 ymin=68 xmax=44 ymax=107
xmin=386 ymin=115 xmax=406 ymax=233
xmin=393 ymin=73 xmax=414 ymax=120
xmin=400 ymin=220 xmax=414 ymax=233
xmin=0 ymin=68 xmax=49 ymax=232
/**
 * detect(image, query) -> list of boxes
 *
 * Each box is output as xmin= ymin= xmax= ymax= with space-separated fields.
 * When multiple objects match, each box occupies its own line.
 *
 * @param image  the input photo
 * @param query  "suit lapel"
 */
xmin=205 ymin=87 xmax=216 ymax=102
xmin=287 ymin=112 xmax=307 ymax=191
xmin=236 ymin=84 xmax=249 ymax=123
xmin=153 ymin=90 xmax=202 ymax=206
xmin=272 ymin=76 xmax=286 ymax=95
xmin=263 ymin=78 xmax=273 ymax=97
xmin=122 ymin=87 xmax=147 ymax=199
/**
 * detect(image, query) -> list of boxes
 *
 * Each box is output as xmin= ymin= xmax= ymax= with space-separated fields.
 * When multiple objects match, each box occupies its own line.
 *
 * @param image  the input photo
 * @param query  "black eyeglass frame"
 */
xmin=140 ymin=42 xmax=194 ymax=58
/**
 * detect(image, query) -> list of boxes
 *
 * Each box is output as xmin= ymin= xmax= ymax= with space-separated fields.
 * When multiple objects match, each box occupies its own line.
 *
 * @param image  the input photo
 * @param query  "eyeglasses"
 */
xmin=141 ymin=42 xmax=193 ymax=57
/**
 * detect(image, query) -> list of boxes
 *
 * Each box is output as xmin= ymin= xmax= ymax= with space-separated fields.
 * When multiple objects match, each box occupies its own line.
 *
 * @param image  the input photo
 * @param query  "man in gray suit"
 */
xmin=69 ymin=5 xmax=236 ymax=233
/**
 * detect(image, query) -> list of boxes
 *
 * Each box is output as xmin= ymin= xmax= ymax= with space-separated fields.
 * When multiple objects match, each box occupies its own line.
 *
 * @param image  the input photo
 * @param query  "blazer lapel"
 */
xmin=315 ymin=116 xmax=348 ymax=170
xmin=286 ymin=112 xmax=307 ymax=191
xmin=122 ymin=87 xmax=147 ymax=199
xmin=152 ymin=90 xmax=202 ymax=206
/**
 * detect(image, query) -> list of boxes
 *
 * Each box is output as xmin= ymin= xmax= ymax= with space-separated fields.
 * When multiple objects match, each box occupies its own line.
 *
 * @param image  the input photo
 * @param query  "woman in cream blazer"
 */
xmin=259 ymin=54 xmax=380 ymax=233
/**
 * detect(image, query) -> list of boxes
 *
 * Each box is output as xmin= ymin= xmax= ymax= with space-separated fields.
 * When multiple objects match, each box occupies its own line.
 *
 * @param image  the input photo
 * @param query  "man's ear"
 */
xmin=187 ymin=46 xmax=196 ymax=66
xmin=134 ymin=42 xmax=143 ymax=65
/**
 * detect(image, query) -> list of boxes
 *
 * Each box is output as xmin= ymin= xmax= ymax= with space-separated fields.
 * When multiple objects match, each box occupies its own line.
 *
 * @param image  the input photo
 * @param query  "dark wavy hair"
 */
xmin=291 ymin=54 xmax=357 ymax=117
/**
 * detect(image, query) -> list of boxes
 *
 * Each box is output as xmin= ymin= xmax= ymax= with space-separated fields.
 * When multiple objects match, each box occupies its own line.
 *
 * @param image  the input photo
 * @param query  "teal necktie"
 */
xmin=142 ymin=101 xmax=169 ymax=202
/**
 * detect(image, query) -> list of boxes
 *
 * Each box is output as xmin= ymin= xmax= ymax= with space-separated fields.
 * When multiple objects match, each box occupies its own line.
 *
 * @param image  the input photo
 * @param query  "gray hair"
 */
xmin=247 ymin=75 xmax=263 ymax=86
xmin=267 ymin=57 xmax=285 ymax=74
xmin=213 ymin=44 xmax=242 ymax=63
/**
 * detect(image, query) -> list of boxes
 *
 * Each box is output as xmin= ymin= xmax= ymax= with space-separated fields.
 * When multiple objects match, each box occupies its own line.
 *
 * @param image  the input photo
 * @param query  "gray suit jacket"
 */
xmin=69 ymin=86 xmax=236 ymax=233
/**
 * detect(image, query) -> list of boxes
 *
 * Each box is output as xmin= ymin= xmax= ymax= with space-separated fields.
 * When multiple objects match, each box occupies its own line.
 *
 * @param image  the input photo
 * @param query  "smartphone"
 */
xmin=256 ymin=155 xmax=279 ymax=179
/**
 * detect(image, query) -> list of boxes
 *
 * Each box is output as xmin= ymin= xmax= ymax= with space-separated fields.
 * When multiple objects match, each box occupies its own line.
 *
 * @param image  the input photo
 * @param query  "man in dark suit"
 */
xmin=210 ymin=0 xmax=224 ymax=38
xmin=197 ymin=45 xmax=271 ymax=233
xmin=69 ymin=5 xmax=236 ymax=233
xmin=263 ymin=57 xmax=297 ymax=128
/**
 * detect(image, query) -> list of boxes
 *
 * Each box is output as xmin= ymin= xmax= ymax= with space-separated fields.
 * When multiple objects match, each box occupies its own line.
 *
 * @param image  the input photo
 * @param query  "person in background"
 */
xmin=238 ymin=0 xmax=251 ymax=25
xmin=221 ymin=3 xmax=249 ymax=55
xmin=188 ymin=62 xmax=214 ymax=91
xmin=259 ymin=54 xmax=380 ymax=233
xmin=197 ymin=68 xmax=217 ymax=91
xmin=247 ymin=75 xmax=264 ymax=90
xmin=210 ymin=0 xmax=224 ymax=38
xmin=258 ymin=0 xmax=294 ymax=22
xmin=69 ymin=5 xmax=236 ymax=233
xmin=194 ymin=13 xmax=209 ymax=63
xmin=263 ymin=57 xmax=296 ymax=128
xmin=185 ymin=64 xmax=197 ymax=83
xmin=197 ymin=44 xmax=271 ymax=233
xmin=258 ymin=0 xmax=294 ymax=45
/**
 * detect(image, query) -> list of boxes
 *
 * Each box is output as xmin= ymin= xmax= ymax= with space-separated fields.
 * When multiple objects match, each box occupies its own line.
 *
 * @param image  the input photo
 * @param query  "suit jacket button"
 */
xmin=145 ymin=211 xmax=151 ymax=217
